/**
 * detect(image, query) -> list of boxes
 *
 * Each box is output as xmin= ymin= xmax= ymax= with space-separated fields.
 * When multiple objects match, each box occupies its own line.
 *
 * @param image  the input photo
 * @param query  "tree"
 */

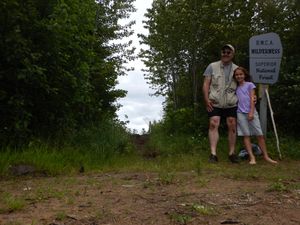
xmin=0 ymin=0 xmax=135 ymax=146
xmin=140 ymin=0 xmax=300 ymax=135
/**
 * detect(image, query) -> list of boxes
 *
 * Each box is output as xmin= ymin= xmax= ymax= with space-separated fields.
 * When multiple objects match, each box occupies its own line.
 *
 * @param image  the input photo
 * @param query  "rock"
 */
xmin=9 ymin=164 xmax=36 ymax=176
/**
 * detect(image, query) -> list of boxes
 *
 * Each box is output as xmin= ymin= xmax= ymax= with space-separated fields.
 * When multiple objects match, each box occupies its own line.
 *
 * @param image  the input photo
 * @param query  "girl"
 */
xmin=234 ymin=67 xmax=277 ymax=165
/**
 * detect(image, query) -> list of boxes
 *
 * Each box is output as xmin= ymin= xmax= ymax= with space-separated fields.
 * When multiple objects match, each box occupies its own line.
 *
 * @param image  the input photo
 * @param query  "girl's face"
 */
xmin=234 ymin=69 xmax=245 ymax=83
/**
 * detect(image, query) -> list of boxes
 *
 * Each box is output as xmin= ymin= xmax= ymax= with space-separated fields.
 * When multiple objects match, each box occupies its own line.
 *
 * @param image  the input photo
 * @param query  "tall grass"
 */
xmin=0 ymin=119 xmax=134 ymax=175
xmin=147 ymin=122 xmax=300 ymax=162
xmin=1 ymin=118 xmax=299 ymax=177
xmin=147 ymin=122 xmax=209 ymax=156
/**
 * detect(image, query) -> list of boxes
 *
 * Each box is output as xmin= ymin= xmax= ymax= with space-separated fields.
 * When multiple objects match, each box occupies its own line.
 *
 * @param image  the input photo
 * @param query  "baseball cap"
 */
xmin=222 ymin=44 xmax=235 ymax=53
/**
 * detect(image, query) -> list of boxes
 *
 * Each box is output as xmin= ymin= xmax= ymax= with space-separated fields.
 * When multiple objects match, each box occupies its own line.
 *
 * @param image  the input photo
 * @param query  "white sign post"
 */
xmin=249 ymin=32 xmax=283 ymax=84
xmin=249 ymin=32 xmax=282 ymax=159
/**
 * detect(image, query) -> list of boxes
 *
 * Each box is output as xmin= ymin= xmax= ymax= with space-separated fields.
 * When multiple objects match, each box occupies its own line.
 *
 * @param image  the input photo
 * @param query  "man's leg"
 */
xmin=208 ymin=116 xmax=220 ymax=156
xmin=226 ymin=116 xmax=237 ymax=155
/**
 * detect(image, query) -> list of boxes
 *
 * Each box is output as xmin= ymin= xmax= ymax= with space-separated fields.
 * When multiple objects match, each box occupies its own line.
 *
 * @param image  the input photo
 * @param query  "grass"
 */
xmin=267 ymin=179 xmax=300 ymax=192
xmin=55 ymin=211 xmax=67 ymax=221
xmin=0 ymin=121 xmax=299 ymax=182
xmin=0 ymin=193 xmax=25 ymax=213
xmin=267 ymin=179 xmax=289 ymax=192
xmin=158 ymin=171 xmax=176 ymax=185
xmin=0 ymin=126 xmax=299 ymax=225
xmin=168 ymin=212 xmax=192 ymax=225
xmin=191 ymin=203 xmax=217 ymax=216
xmin=0 ymin=120 xmax=134 ymax=176
xmin=0 ymin=147 xmax=299 ymax=182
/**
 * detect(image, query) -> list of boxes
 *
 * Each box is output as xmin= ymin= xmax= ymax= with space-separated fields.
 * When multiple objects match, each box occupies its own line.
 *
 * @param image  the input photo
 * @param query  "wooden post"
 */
xmin=259 ymin=84 xmax=268 ymax=136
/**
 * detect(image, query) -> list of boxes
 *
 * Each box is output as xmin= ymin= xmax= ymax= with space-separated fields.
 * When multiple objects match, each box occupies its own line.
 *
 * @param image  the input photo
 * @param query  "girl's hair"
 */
xmin=233 ymin=66 xmax=252 ymax=82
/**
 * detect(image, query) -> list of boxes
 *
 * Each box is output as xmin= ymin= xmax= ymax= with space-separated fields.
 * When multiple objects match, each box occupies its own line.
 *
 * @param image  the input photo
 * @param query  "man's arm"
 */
xmin=203 ymin=76 xmax=213 ymax=112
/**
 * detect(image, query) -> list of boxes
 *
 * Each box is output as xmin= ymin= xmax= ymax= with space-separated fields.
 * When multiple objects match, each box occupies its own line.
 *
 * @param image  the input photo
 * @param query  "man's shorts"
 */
xmin=207 ymin=106 xmax=237 ymax=118
xmin=237 ymin=110 xmax=263 ymax=136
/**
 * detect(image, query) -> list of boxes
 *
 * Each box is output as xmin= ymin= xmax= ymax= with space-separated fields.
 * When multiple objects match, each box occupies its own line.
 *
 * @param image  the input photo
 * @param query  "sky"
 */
xmin=116 ymin=0 xmax=164 ymax=133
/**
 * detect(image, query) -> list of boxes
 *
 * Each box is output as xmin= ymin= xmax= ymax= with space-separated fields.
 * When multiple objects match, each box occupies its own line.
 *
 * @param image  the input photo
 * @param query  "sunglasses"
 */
xmin=222 ymin=50 xmax=232 ymax=55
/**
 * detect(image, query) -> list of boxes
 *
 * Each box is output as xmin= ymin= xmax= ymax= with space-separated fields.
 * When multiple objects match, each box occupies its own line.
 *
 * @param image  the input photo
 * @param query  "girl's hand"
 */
xmin=248 ymin=113 xmax=254 ymax=121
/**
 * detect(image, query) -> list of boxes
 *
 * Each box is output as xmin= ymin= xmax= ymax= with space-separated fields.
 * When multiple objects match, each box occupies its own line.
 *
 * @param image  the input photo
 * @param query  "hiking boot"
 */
xmin=228 ymin=154 xmax=239 ymax=163
xmin=209 ymin=154 xmax=218 ymax=163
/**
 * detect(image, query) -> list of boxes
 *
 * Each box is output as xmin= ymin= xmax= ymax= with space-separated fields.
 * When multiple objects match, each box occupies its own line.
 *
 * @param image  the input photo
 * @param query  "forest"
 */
xmin=140 ymin=0 xmax=300 ymax=137
xmin=0 ymin=0 xmax=299 ymax=157
xmin=0 ymin=1 xmax=300 ymax=224
xmin=0 ymin=0 xmax=135 ymax=147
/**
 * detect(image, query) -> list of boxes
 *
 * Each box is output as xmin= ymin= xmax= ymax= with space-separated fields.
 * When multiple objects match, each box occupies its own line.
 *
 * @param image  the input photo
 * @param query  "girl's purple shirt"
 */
xmin=236 ymin=81 xmax=256 ymax=113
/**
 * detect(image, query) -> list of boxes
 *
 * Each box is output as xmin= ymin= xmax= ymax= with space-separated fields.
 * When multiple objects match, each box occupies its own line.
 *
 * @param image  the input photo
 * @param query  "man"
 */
xmin=202 ymin=44 xmax=239 ymax=163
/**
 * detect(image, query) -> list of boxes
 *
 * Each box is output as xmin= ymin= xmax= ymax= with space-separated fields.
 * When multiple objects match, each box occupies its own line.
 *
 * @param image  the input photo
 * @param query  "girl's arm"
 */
xmin=248 ymin=88 xmax=256 ymax=121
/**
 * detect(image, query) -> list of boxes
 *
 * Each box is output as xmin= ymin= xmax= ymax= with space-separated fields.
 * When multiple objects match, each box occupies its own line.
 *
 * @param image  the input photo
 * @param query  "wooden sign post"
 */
xmin=249 ymin=32 xmax=283 ymax=159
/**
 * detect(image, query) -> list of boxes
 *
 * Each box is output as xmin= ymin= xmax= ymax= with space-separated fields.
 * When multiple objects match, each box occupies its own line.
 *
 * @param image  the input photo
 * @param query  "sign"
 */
xmin=249 ymin=33 xmax=282 ymax=84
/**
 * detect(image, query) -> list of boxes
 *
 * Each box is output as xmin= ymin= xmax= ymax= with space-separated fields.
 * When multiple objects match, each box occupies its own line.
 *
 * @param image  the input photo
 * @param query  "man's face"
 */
xmin=221 ymin=48 xmax=234 ymax=64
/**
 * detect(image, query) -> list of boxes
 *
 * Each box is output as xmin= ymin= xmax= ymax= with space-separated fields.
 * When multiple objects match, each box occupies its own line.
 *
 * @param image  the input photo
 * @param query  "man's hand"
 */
xmin=253 ymin=95 xmax=257 ymax=104
xmin=202 ymin=77 xmax=213 ymax=112
xmin=205 ymin=100 xmax=214 ymax=112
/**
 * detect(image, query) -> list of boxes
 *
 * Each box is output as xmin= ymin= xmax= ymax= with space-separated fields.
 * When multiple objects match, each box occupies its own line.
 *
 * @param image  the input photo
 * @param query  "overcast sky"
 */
xmin=116 ymin=0 xmax=164 ymax=133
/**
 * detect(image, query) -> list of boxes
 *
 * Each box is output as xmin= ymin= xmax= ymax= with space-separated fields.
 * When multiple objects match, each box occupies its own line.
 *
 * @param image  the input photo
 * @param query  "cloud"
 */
xmin=116 ymin=0 xmax=164 ymax=133
xmin=117 ymin=70 xmax=164 ymax=133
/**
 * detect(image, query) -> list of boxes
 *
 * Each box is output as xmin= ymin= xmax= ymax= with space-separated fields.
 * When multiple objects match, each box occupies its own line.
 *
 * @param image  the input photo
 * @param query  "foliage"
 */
xmin=0 ymin=0 xmax=135 ymax=146
xmin=0 ymin=118 xmax=133 ymax=175
xmin=267 ymin=179 xmax=288 ymax=192
xmin=168 ymin=212 xmax=192 ymax=225
xmin=148 ymin=121 xmax=208 ymax=156
xmin=0 ymin=193 xmax=25 ymax=213
xmin=141 ymin=0 xmax=300 ymax=136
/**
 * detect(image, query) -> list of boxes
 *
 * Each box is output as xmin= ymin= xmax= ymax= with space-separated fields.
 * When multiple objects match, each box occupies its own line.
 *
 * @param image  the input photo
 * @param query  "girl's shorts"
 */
xmin=237 ymin=110 xmax=263 ymax=136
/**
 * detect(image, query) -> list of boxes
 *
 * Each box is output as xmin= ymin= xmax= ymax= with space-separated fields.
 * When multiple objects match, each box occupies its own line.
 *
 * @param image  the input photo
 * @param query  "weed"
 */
xmin=196 ymin=177 xmax=209 ymax=188
xmin=168 ymin=212 xmax=192 ymax=225
xmin=66 ymin=196 xmax=75 ymax=205
xmin=0 ymin=193 xmax=25 ymax=213
xmin=3 ymin=222 xmax=22 ymax=225
xmin=191 ymin=203 xmax=216 ymax=216
xmin=34 ymin=187 xmax=66 ymax=201
xmin=30 ymin=220 xmax=38 ymax=225
xmin=267 ymin=179 xmax=288 ymax=192
xmin=288 ymin=182 xmax=300 ymax=190
xmin=158 ymin=171 xmax=175 ymax=185
xmin=55 ymin=211 xmax=67 ymax=221
xmin=194 ymin=159 xmax=203 ymax=176
xmin=95 ymin=208 xmax=115 ymax=222
xmin=0 ymin=119 xmax=133 ymax=176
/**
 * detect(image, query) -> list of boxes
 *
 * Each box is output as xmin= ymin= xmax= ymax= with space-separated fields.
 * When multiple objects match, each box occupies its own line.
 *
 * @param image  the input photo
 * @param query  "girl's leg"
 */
xmin=256 ymin=136 xmax=278 ymax=164
xmin=243 ymin=136 xmax=256 ymax=164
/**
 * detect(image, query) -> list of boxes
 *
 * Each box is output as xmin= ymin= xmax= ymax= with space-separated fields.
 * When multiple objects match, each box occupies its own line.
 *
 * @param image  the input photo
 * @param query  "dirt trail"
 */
xmin=0 ymin=137 xmax=299 ymax=225
xmin=131 ymin=134 xmax=158 ymax=158
xmin=1 ymin=171 xmax=299 ymax=225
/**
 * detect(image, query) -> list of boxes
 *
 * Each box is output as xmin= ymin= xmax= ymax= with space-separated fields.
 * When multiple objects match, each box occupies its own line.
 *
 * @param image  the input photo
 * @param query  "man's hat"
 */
xmin=222 ymin=44 xmax=235 ymax=53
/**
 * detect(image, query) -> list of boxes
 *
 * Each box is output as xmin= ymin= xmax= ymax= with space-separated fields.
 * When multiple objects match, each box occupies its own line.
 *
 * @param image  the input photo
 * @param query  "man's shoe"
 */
xmin=209 ymin=154 xmax=218 ymax=163
xmin=229 ymin=154 xmax=239 ymax=163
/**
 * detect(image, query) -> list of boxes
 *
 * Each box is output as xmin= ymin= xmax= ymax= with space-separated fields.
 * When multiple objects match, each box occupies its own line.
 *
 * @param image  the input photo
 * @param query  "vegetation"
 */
xmin=0 ymin=0 xmax=135 ymax=146
xmin=0 ymin=2 xmax=299 ymax=224
xmin=0 ymin=0 xmax=299 ymax=177
xmin=140 ymin=0 xmax=300 ymax=136
xmin=0 ymin=118 xmax=133 ymax=175
xmin=0 ymin=193 xmax=25 ymax=213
